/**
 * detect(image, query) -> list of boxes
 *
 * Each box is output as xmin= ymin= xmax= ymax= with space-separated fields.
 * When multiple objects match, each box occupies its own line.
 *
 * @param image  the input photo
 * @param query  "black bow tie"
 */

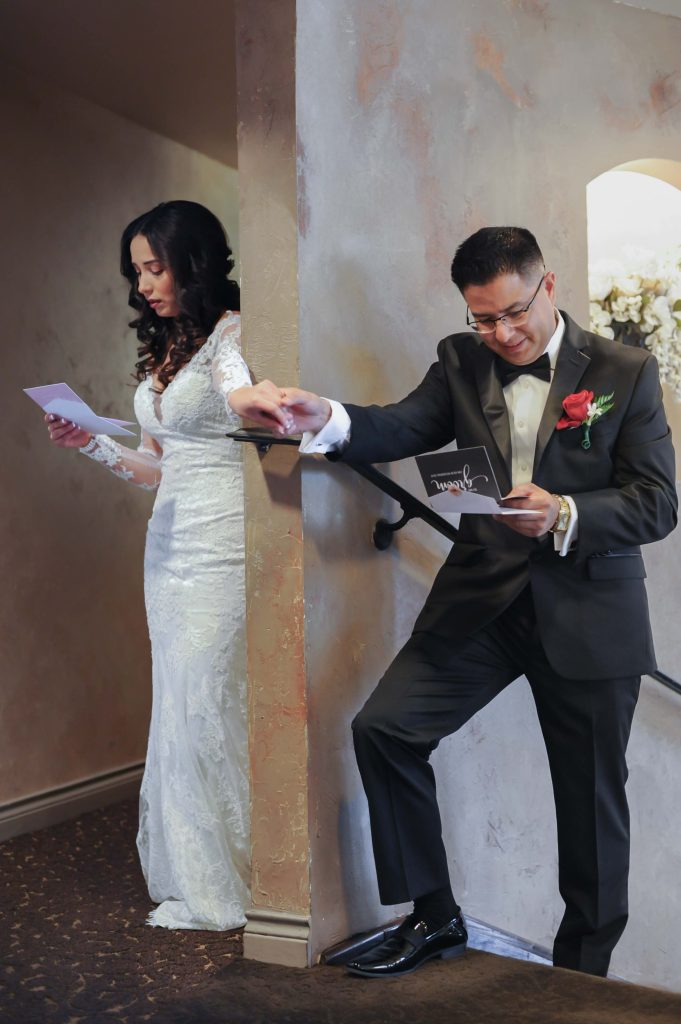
xmin=496 ymin=352 xmax=551 ymax=388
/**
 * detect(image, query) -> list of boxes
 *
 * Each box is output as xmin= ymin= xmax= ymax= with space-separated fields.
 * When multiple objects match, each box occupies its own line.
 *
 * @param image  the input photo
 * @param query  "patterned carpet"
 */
xmin=2 ymin=800 xmax=681 ymax=1024
xmin=0 ymin=800 xmax=241 ymax=1023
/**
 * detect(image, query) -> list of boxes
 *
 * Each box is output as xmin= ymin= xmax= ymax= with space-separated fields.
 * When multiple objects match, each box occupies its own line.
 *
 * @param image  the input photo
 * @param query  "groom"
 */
xmin=230 ymin=227 xmax=677 ymax=978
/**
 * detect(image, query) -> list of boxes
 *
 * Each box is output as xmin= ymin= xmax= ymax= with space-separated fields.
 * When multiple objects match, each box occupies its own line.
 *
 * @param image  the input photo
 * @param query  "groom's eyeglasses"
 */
xmin=466 ymin=273 xmax=546 ymax=335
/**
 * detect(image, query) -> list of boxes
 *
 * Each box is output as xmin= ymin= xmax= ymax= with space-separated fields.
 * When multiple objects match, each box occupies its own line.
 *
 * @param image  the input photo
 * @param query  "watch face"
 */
xmin=557 ymin=498 xmax=570 ymax=531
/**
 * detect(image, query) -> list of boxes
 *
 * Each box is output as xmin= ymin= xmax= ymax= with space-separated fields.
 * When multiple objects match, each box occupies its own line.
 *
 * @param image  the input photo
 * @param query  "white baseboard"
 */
xmin=243 ymin=907 xmax=311 ymax=967
xmin=0 ymin=762 xmax=144 ymax=842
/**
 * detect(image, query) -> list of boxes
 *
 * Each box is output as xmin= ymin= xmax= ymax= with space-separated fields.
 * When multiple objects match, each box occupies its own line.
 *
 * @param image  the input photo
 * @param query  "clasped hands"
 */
xmin=228 ymin=381 xmax=332 ymax=436
xmin=229 ymin=381 xmax=559 ymax=538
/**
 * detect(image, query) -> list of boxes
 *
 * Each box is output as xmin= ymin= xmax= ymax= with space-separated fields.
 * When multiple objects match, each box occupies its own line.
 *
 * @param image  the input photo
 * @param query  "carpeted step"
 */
xmin=2 ymin=800 xmax=680 ymax=1024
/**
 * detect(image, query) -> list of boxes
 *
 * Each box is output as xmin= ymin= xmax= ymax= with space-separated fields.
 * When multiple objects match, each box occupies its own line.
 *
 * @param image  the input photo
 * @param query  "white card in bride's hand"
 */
xmin=415 ymin=445 xmax=539 ymax=516
xmin=24 ymin=383 xmax=137 ymax=436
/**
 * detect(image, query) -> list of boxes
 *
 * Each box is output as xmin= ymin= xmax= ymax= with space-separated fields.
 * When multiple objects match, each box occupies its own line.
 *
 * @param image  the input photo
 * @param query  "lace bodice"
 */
xmin=80 ymin=312 xmax=250 ymax=486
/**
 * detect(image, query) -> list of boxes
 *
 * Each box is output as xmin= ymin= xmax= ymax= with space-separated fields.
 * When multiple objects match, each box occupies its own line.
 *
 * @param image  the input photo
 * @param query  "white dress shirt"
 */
xmin=300 ymin=311 xmax=577 ymax=555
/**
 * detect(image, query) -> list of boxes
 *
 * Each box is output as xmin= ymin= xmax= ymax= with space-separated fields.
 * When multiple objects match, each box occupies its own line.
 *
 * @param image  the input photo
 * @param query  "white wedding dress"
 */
xmin=82 ymin=312 xmax=251 ymax=930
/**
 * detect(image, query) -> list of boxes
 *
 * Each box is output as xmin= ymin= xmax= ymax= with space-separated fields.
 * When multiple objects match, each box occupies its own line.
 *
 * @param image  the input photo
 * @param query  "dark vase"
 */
xmin=611 ymin=320 xmax=646 ymax=348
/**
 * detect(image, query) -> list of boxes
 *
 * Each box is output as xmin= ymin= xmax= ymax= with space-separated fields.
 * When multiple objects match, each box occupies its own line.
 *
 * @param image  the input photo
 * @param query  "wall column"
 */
xmin=236 ymin=0 xmax=312 ymax=968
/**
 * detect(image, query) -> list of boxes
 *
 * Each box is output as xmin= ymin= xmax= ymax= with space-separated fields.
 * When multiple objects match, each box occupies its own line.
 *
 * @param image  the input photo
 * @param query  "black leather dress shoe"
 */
xmin=346 ymin=913 xmax=467 ymax=978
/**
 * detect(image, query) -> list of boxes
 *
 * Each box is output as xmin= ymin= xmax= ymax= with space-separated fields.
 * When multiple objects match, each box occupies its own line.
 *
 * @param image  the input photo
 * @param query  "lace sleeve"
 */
xmin=79 ymin=430 xmax=162 ymax=491
xmin=210 ymin=314 xmax=252 ymax=414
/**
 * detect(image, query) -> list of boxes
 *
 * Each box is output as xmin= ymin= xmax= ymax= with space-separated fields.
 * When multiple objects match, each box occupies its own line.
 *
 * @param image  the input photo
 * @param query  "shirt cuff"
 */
xmin=554 ymin=495 xmax=578 ymax=557
xmin=299 ymin=399 xmax=351 ymax=454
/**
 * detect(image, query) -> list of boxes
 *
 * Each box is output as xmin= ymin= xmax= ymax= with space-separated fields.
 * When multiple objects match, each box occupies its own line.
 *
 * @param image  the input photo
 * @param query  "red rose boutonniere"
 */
xmin=556 ymin=389 xmax=615 ymax=450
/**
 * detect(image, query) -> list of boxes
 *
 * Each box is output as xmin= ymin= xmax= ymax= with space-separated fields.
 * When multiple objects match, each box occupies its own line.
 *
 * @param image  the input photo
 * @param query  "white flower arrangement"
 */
xmin=589 ymin=248 xmax=681 ymax=401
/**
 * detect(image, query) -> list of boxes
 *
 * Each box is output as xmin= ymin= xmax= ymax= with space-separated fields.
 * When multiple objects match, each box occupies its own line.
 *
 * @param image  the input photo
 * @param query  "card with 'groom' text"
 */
xmin=415 ymin=446 xmax=536 ymax=516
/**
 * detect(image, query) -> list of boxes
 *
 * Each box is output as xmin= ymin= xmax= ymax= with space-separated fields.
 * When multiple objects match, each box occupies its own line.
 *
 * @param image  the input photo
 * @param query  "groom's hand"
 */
xmin=279 ymin=388 xmax=332 ymax=434
xmin=494 ymin=483 xmax=560 ymax=538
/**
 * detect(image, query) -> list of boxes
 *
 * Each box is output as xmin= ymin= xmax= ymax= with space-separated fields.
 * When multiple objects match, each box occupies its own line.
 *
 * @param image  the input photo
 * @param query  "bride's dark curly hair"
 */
xmin=121 ymin=200 xmax=240 ymax=389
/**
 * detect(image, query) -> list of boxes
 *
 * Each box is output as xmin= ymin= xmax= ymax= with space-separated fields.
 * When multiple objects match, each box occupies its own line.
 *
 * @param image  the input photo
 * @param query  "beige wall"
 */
xmin=292 ymin=0 xmax=681 ymax=989
xmin=0 ymin=64 xmax=240 ymax=805
xmin=0 ymin=0 xmax=238 ymax=167
xmin=236 ymin=0 xmax=312 ymax=932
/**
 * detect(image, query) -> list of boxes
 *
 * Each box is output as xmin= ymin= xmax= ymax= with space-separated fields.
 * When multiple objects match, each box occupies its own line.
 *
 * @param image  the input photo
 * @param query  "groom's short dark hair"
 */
xmin=450 ymin=227 xmax=544 ymax=291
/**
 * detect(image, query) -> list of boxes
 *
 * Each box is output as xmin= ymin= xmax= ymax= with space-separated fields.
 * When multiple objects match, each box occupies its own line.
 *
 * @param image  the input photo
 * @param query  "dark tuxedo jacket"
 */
xmin=337 ymin=311 xmax=678 ymax=680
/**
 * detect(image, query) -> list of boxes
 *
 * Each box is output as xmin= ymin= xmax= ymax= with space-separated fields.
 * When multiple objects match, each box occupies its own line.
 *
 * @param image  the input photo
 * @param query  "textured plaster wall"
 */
xmin=616 ymin=0 xmax=681 ymax=17
xmin=235 ymin=0 xmax=311 ymax=917
xmin=0 ymin=64 xmax=240 ymax=805
xmin=295 ymin=0 xmax=681 ymax=988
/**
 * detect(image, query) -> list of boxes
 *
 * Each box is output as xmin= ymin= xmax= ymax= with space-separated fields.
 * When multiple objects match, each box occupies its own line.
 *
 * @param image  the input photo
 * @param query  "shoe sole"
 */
xmin=346 ymin=943 xmax=466 ymax=979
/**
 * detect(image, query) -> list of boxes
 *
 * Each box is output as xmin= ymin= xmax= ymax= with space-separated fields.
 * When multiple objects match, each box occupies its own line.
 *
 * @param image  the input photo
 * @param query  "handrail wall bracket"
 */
xmin=226 ymin=428 xmax=457 ymax=550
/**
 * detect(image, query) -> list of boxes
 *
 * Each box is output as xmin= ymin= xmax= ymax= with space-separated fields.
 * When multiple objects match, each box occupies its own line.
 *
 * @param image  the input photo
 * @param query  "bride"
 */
xmin=46 ymin=200 xmax=290 ymax=930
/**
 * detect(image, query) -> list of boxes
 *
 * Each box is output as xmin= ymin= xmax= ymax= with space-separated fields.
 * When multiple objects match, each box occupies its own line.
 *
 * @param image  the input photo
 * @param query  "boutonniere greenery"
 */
xmin=556 ymin=389 xmax=615 ymax=450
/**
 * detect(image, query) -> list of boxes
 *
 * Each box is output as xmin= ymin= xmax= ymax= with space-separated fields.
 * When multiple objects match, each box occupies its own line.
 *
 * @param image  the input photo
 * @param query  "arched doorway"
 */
xmin=587 ymin=164 xmax=681 ymax=399
xmin=586 ymin=161 xmax=681 ymax=690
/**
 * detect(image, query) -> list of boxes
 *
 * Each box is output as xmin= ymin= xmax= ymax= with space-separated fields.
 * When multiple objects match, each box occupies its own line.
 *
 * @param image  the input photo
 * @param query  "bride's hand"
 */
xmin=228 ymin=380 xmax=297 ymax=435
xmin=45 ymin=413 xmax=92 ymax=448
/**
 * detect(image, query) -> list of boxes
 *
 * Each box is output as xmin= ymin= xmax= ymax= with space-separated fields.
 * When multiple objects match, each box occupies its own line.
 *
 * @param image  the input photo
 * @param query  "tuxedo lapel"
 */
xmin=533 ymin=313 xmax=591 ymax=474
xmin=474 ymin=345 xmax=513 ymax=493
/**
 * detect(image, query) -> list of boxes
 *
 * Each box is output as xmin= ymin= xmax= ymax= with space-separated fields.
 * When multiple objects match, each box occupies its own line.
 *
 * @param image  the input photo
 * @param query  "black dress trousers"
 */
xmin=351 ymin=586 xmax=641 ymax=977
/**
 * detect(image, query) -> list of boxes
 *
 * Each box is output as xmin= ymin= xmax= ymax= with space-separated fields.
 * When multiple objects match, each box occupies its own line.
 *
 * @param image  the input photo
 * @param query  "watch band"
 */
xmin=550 ymin=494 xmax=571 ymax=533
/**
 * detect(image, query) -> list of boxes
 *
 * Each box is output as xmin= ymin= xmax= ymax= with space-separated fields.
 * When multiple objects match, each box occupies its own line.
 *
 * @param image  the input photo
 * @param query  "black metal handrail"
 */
xmin=228 ymin=428 xmax=680 ymax=695
xmin=650 ymin=670 xmax=681 ymax=697
xmin=227 ymin=428 xmax=458 ymax=550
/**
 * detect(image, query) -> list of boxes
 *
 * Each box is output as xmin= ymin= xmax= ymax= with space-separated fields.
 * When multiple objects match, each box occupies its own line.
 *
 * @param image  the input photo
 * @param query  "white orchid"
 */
xmin=589 ymin=250 xmax=681 ymax=402
xmin=589 ymin=301 xmax=615 ymax=339
xmin=589 ymin=272 xmax=614 ymax=303
xmin=641 ymin=294 xmax=676 ymax=334
xmin=611 ymin=294 xmax=643 ymax=323
xmin=615 ymin=275 xmax=643 ymax=297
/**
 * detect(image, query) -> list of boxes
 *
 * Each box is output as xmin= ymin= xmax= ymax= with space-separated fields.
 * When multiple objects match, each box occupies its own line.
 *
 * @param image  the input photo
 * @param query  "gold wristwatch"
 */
xmin=550 ymin=494 xmax=571 ymax=533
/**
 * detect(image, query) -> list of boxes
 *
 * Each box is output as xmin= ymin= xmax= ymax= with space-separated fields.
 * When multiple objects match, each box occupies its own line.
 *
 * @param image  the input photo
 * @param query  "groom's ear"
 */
xmin=543 ymin=270 xmax=557 ymax=301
